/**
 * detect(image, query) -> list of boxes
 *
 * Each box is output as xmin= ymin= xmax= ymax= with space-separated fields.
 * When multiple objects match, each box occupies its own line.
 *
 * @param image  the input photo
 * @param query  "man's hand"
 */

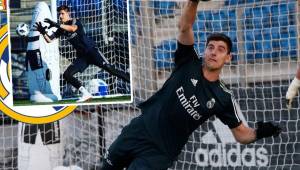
xmin=256 ymin=121 xmax=281 ymax=140
xmin=33 ymin=22 xmax=47 ymax=35
xmin=286 ymin=77 xmax=300 ymax=109
xmin=44 ymin=18 xmax=60 ymax=28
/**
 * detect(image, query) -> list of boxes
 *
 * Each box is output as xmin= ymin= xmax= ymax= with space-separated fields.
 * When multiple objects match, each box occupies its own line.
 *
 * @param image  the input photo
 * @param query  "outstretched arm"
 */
xmin=231 ymin=121 xmax=281 ymax=144
xmin=177 ymin=0 xmax=199 ymax=45
xmin=33 ymin=22 xmax=55 ymax=43
xmin=43 ymin=34 xmax=54 ymax=43
xmin=286 ymin=66 xmax=300 ymax=108
xmin=45 ymin=18 xmax=77 ymax=33
xmin=231 ymin=123 xmax=256 ymax=144
xmin=60 ymin=24 xmax=78 ymax=32
xmin=223 ymin=99 xmax=281 ymax=144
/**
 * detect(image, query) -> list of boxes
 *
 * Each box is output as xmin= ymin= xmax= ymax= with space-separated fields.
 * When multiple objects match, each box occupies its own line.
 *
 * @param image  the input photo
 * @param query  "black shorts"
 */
xmin=71 ymin=48 xmax=109 ymax=73
xmin=69 ymin=57 xmax=89 ymax=73
xmin=102 ymin=116 xmax=173 ymax=170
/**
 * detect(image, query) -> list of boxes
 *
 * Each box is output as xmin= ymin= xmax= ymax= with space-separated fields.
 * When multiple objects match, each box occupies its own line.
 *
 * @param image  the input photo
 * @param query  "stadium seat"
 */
xmin=113 ymin=0 xmax=127 ymax=13
xmin=212 ymin=11 xmax=221 ymax=20
xmin=271 ymin=27 xmax=280 ymax=39
xmin=129 ymin=2 xmax=137 ymax=45
xmin=204 ymin=11 xmax=213 ymax=20
xmin=253 ymin=7 xmax=262 ymax=18
xmin=262 ymin=6 xmax=271 ymax=14
xmin=280 ymin=39 xmax=289 ymax=50
xmin=263 ymin=41 xmax=272 ymax=54
xmin=271 ymin=40 xmax=280 ymax=50
xmin=279 ymin=15 xmax=289 ymax=26
xmin=262 ymin=29 xmax=271 ymax=40
xmin=154 ymin=40 xmax=177 ymax=69
xmin=219 ymin=10 xmax=228 ymax=20
xmin=289 ymin=50 xmax=297 ymax=59
xmin=156 ymin=1 xmax=298 ymax=63
xmin=212 ymin=21 xmax=221 ymax=32
xmin=289 ymin=38 xmax=297 ymax=49
xmin=245 ymin=30 xmax=254 ymax=41
xmin=254 ymin=41 xmax=262 ymax=52
xmin=151 ymin=1 xmax=177 ymax=16
xmin=134 ymin=0 xmax=141 ymax=14
xmin=193 ymin=20 xmax=205 ymax=31
xmin=270 ymin=5 xmax=279 ymax=16
xmin=245 ymin=42 xmax=254 ymax=52
xmin=279 ymin=4 xmax=288 ymax=14
xmin=197 ymin=11 xmax=206 ymax=21
xmin=288 ymin=2 xmax=296 ymax=13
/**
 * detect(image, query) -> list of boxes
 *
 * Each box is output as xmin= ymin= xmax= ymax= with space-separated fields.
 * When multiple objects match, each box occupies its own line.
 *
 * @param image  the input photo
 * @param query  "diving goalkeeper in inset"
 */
xmin=34 ymin=5 xmax=130 ymax=102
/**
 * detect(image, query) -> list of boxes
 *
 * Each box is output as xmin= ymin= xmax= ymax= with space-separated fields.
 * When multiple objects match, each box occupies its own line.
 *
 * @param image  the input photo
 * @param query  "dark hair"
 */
xmin=57 ymin=5 xmax=70 ymax=12
xmin=206 ymin=33 xmax=232 ymax=54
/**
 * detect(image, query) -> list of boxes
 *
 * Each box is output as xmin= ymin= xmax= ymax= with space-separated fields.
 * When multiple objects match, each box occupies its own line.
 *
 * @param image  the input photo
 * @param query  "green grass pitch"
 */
xmin=14 ymin=95 xmax=131 ymax=106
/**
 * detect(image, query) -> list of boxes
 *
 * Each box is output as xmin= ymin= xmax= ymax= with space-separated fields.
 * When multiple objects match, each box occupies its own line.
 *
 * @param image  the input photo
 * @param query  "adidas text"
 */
xmin=195 ymin=144 xmax=268 ymax=167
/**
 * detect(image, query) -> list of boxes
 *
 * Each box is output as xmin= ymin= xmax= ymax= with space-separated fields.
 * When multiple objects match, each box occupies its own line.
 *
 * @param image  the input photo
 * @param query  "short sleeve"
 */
xmin=74 ymin=19 xmax=84 ymax=30
xmin=174 ymin=41 xmax=199 ymax=68
xmin=74 ymin=19 xmax=80 ymax=26
xmin=216 ymin=97 xmax=242 ymax=129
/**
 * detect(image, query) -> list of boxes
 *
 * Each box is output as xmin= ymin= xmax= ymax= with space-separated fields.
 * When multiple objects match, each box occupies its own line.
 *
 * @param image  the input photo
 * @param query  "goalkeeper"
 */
xmin=102 ymin=0 xmax=281 ymax=170
xmin=286 ymin=67 xmax=300 ymax=108
xmin=34 ymin=5 xmax=130 ymax=102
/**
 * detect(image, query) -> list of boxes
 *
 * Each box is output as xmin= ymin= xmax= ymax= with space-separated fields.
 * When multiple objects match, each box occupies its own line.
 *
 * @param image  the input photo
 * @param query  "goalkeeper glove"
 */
xmin=44 ymin=18 xmax=60 ymax=28
xmin=33 ymin=22 xmax=47 ymax=35
xmin=286 ymin=77 xmax=300 ymax=109
xmin=256 ymin=121 xmax=281 ymax=140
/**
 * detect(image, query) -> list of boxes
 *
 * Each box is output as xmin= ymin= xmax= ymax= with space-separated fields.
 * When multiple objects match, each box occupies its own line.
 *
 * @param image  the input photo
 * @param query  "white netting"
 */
xmin=57 ymin=0 xmax=130 ymax=99
xmin=0 ymin=119 xmax=18 ymax=170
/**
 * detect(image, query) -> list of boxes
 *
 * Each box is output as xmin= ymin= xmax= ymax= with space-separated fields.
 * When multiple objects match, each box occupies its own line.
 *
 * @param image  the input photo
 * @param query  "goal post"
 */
xmin=51 ymin=0 xmax=57 ymax=22
xmin=26 ymin=1 xmax=61 ymax=102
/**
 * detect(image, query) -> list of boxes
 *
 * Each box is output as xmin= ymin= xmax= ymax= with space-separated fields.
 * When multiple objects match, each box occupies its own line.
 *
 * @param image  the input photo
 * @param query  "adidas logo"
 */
xmin=191 ymin=78 xmax=198 ymax=87
xmin=195 ymin=111 xmax=269 ymax=167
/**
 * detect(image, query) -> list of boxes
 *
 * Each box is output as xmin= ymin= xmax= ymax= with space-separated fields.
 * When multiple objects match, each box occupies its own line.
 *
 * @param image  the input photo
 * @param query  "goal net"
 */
xmin=3 ymin=0 xmax=300 ymax=169
xmin=54 ymin=0 xmax=299 ymax=169
xmin=57 ymin=0 xmax=130 ymax=99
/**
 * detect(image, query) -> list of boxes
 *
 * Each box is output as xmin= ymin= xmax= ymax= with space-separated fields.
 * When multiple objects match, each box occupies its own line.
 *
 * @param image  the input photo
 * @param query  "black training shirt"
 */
xmin=138 ymin=41 xmax=242 ymax=159
xmin=54 ymin=19 xmax=95 ymax=54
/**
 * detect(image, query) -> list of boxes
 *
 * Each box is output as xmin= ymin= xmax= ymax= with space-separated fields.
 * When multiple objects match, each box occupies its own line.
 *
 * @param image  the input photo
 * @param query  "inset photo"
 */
xmin=10 ymin=0 xmax=132 ymax=106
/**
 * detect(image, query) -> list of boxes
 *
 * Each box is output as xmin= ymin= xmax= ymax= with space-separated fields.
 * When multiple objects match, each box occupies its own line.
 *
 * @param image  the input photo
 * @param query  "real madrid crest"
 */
xmin=0 ymin=24 xmax=76 ymax=124
xmin=206 ymin=98 xmax=215 ymax=109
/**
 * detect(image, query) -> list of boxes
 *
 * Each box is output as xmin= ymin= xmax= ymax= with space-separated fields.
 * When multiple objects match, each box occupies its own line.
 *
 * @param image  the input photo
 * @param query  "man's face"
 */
xmin=59 ymin=10 xmax=70 ymax=23
xmin=204 ymin=40 xmax=232 ymax=71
